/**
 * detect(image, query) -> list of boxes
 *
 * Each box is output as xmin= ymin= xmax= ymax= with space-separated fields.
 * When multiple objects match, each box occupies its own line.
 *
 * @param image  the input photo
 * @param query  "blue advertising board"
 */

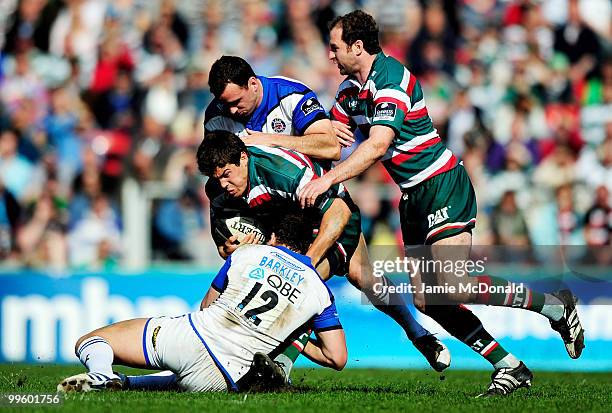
xmin=1 ymin=269 xmax=611 ymax=371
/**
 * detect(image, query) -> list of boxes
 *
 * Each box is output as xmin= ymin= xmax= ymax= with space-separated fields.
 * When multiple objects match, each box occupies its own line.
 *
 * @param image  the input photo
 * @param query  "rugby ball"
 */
xmin=215 ymin=215 xmax=267 ymax=245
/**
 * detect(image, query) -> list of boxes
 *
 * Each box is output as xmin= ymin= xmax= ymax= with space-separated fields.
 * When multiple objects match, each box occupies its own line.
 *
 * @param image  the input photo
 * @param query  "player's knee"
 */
xmin=434 ymin=273 xmax=473 ymax=303
xmin=74 ymin=332 xmax=94 ymax=355
xmin=346 ymin=267 xmax=363 ymax=289
xmin=444 ymin=290 xmax=471 ymax=303
xmin=332 ymin=351 xmax=348 ymax=371
xmin=347 ymin=262 xmax=375 ymax=291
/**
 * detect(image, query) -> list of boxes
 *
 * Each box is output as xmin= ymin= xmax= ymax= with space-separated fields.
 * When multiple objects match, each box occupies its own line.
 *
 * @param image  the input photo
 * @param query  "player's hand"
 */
xmin=221 ymin=235 xmax=240 ymax=257
xmin=240 ymin=232 xmax=260 ymax=245
xmin=242 ymin=129 xmax=271 ymax=146
xmin=298 ymin=174 xmax=333 ymax=208
xmin=332 ymin=121 xmax=354 ymax=148
xmin=221 ymin=233 xmax=261 ymax=257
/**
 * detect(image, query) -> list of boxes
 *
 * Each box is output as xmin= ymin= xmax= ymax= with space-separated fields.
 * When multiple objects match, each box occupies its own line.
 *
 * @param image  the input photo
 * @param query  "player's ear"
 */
xmin=352 ymin=40 xmax=363 ymax=56
xmin=248 ymin=76 xmax=258 ymax=90
xmin=267 ymin=233 xmax=277 ymax=246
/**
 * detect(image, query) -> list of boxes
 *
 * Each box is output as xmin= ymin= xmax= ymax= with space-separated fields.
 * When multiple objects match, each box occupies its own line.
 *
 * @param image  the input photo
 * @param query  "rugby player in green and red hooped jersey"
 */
xmin=199 ymin=130 xmax=452 ymax=377
xmin=201 ymin=57 xmax=452 ymax=380
xmin=299 ymin=10 xmax=585 ymax=397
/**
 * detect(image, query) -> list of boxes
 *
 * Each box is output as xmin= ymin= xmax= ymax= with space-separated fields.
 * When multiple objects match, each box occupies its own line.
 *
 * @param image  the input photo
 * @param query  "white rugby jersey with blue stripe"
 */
xmin=189 ymin=244 xmax=341 ymax=389
xmin=204 ymin=76 xmax=327 ymax=137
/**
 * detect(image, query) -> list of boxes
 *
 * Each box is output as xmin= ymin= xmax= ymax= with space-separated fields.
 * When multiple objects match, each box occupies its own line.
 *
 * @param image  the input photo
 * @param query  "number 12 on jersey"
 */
xmin=236 ymin=282 xmax=279 ymax=326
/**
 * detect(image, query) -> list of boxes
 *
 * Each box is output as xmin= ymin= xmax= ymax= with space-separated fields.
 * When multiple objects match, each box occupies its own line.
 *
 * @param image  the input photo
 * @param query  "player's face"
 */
xmin=218 ymin=79 xmax=259 ymax=120
xmin=213 ymin=152 xmax=249 ymax=197
xmin=329 ymin=26 xmax=357 ymax=76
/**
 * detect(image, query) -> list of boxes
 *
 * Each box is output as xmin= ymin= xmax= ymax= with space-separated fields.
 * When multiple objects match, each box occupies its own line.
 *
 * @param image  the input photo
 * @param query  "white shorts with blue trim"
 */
xmin=142 ymin=315 xmax=228 ymax=392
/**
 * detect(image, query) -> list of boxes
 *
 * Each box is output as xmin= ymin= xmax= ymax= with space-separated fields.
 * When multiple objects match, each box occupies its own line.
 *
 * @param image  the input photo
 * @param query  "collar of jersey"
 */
xmin=273 ymin=245 xmax=316 ymax=270
xmin=352 ymin=52 xmax=384 ymax=90
xmin=245 ymin=76 xmax=270 ymax=130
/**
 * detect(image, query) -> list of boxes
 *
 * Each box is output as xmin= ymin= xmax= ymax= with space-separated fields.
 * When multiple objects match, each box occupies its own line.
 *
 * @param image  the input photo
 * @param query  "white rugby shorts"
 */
xmin=142 ymin=315 xmax=228 ymax=392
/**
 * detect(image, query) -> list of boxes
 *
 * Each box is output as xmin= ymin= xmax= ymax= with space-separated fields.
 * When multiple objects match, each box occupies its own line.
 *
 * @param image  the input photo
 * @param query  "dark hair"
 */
xmin=197 ymin=130 xmax=247 ymax=176
xmin=329 ymin=10 xmax=381 ymax=54
xmin=272 ymin=210 xmax=316 ymax=254
xmin=208 ymin=56 xmax=256 ymax=97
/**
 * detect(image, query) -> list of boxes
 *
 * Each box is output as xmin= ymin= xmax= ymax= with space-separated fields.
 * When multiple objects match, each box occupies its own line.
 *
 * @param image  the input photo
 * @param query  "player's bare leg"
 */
xmin=430 ymin=232 xmax=477 ymax=302
xmin=78 ymin=319 xmax=150 ymax=367
xmin=58 ymin=319 xmax=151 ymax=392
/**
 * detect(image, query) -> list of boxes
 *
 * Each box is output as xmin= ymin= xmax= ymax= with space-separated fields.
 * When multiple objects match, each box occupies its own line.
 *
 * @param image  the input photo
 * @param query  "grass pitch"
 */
xmin=1 ymin=364 xmax=610 ymax=412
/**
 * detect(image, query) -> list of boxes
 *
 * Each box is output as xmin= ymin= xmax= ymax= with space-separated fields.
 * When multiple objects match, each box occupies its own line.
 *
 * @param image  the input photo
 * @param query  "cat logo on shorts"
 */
xmin=427 ymin=207 xmax=450 ymax=228
xmin=152 ymin=326 xmax=161 ymax=351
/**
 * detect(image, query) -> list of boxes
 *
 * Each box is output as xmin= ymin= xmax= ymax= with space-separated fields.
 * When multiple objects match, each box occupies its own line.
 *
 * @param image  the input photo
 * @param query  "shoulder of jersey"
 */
xmin=267 ymin=76 xmax=311 ymax=94
xmin=373 ymin=54 xmax=407 ymax=83
xmin=234 ymin=243 xmax=265 ymax=256
xmin=205 ymin=178 xmax=223 ymax=197
xmin=204 ymin=99 xmax=225 ymax=119
xmin=248 ymin=145 xmax=307 ymax=178
xmin=246 ymin=145 xmax=269 ymax=159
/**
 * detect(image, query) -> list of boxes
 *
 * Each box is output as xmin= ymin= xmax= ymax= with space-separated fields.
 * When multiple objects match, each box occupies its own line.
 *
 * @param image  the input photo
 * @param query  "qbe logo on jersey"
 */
xmin=240 ymin=253 xmax=307 ymax=307
xmin=374 ymin=102 xmax=397 ymax=121
xmin=301 ymin=98 xmax=322 ymax=116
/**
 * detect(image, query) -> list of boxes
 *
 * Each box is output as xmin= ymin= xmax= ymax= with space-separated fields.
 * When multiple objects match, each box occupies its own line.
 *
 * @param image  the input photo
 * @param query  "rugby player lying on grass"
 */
xmin=58 ymin=212 xmax=346 ymax=393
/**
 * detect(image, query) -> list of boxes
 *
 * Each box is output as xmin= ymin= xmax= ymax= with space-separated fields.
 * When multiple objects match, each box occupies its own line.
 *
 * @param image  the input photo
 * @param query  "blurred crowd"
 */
xmin=0 ymin=0 xmax=610 ymax=271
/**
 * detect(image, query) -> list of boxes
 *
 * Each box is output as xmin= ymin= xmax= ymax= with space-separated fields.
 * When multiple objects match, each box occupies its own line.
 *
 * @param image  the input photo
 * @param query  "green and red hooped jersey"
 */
xmin=206 ymin=145 xmax=361 ymax=269
xmin=242 ymin=145 xmax=347 ymax=212
xmin=330 ymin=53 xmax=459 ymax=189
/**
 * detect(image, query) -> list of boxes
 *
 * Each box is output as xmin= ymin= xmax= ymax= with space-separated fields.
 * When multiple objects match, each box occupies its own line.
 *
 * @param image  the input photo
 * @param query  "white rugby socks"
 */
xmin=494 ymin=353 xmax=521 ymax=369
xmin=76 ymin=336 xmax=115 ymax=378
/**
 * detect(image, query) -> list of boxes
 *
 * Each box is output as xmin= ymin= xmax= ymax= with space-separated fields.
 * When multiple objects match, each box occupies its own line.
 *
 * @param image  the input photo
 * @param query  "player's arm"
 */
xmin=200 ymin=254 xmax=231 ymax=309
xmin=298 ymin=125 xmax=395 ymax=208
xmin=211 ymin=211 xmax=236 ymax=260
xmin=302 ymin=300 xmax=347 ymax=370
xmin=306 ymin=197 xmax=351 ymax=267
xmin=244 ymin=118 xmax=340 ymax=161
xmin=200 ymin=288 xmax=220 ymax=310
xmin=217 ymin=233 xmax=259 ymax=259
xmin=300 ymin=81 xmax=410 ymax=207
xmin=302 ymin=329 xmax=347 ymax=370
